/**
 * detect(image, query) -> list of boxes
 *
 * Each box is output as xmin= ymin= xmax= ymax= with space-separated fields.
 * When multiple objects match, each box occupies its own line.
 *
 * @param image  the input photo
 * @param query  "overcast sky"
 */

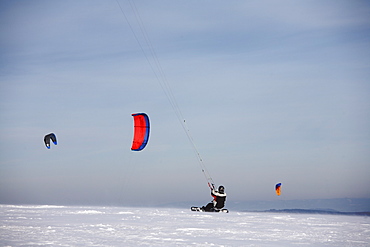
xmin=1 ymin=0 xmax=369 ymax=206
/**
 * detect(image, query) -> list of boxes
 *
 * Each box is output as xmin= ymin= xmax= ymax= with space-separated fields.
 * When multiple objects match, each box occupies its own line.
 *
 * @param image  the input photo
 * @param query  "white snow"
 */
xmin=1 ymin=204 xmax=369 ymax=246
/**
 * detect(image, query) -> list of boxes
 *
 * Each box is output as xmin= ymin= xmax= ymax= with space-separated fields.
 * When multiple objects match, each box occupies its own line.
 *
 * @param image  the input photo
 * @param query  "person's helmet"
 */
xmin=218 ymin=185 xmax=225 ymax=193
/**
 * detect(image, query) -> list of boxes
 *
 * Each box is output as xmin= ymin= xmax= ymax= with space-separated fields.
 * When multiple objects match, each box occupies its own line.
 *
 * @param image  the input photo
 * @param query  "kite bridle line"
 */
xmin=116 ymin=0 xmax=215 ymax=188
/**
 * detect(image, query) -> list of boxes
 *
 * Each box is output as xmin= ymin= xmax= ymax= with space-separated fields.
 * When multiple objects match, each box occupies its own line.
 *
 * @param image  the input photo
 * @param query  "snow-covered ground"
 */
xmin=1 ymin=205 xmax=369 ymax=246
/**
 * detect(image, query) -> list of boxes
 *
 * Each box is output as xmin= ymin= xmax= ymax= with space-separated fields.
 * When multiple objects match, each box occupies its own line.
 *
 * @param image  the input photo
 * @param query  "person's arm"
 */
xmin=208 ymin=182 xmax=215 ymax=190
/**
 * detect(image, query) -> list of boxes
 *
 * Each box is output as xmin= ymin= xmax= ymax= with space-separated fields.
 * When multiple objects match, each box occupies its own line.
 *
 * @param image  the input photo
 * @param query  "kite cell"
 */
xmin=44 ymin=133 xmax=57 ymax=149
xmin=275 ymin=183 xmax=282 ymax=196
xmin=131 ymin=113 xmax=150 ymax=151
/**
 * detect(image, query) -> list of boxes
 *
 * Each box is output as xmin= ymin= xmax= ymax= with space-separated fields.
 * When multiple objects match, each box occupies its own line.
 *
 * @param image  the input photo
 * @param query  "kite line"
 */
xmin=115 ymin=0 xmax=215 ymax=187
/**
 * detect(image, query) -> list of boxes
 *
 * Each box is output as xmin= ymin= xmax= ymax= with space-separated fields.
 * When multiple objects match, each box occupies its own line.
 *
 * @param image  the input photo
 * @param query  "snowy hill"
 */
xmin=159 ymin=198 xmax=370 ymax=213
xmin=259 ymin=208 xmax=370 ymax=216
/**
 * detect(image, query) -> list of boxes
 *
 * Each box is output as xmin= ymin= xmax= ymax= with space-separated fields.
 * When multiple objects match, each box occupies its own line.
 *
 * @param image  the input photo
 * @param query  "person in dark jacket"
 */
xmin=201 ymin=185 xmax=226 ymax=212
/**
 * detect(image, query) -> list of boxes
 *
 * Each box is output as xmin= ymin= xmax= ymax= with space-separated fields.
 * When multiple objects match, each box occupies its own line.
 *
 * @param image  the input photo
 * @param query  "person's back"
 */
xmin=212 ymin=185 xmax=226 ymax=209
xmin=201 ymin=185 xmax=227 ymax=212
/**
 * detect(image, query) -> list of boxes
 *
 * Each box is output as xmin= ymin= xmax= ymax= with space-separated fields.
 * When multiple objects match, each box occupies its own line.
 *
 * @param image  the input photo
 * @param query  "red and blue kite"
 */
xmin=131 ymin=113 xmax=150 ymax=151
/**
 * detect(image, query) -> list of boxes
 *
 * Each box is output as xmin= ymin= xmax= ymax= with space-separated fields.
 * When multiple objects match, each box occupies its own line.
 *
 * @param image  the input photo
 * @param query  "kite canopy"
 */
xmin=44 ymin=133 xmax=57 ymax=149
xmin=131 ymin=113 xmax=150 ymax=151
xmin=275 ymin=183 xmax=282 ymax=196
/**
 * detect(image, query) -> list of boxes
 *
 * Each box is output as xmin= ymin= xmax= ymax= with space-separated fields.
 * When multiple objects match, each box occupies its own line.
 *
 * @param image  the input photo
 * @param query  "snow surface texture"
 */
xmin=1 ymin=205 xmax=369 ymax=246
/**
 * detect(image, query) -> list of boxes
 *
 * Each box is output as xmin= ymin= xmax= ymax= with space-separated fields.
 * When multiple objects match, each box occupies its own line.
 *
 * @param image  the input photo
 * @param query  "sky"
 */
xmin=0 ymin=0 xmax=369 ymax=207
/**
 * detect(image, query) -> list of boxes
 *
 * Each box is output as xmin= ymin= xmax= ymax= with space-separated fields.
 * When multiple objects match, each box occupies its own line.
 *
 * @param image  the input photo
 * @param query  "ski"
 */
xmin=191 ymin=207 xmax=229 ymax=213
